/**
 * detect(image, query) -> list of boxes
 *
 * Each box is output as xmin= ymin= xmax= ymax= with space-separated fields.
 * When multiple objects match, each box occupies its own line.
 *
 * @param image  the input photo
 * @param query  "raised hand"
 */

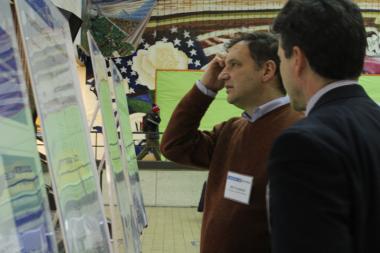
xmin=201 ymin=54 xmax=226 ymax=92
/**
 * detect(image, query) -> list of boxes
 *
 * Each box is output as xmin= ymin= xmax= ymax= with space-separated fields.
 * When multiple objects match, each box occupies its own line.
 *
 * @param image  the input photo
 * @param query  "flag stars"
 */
xmin=173 ymin=38 xmax=181 ymax=46
xmin=128 ymin=88 xmax=135 ymax=94
xmin=186 ymin=39 xmax=194 ymax=48
xmin=190 ymin=49 xmax=197 ymax=56
xmin=113 ymin=27 xmax=207 ymax=85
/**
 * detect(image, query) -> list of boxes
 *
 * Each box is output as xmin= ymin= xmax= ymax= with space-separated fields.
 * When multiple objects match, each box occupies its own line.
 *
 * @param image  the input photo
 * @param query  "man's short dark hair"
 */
xmin=226 ymin=32 xmax=285 ymax=94
xmin=272 ymin=0 xmax=367 ymax=80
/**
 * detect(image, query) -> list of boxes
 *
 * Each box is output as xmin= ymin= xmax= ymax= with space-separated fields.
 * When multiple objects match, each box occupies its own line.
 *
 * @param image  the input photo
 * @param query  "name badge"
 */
xmin=224 ymin=171 xmax=253 ymax=205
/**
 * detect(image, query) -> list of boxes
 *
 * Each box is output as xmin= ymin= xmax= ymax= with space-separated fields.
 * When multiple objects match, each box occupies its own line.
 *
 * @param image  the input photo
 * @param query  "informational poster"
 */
xmin=14 ymin=0 xmax=112 ymax=252
xmin=88 ymin=32 xmax=141 ymax=253
xmin=359 ymin=75 xmax=380 ymax=103
xmin=110 ymin=61 xmax=147 ymax=230
xmin=156 ymin=70 xmax=243 ymax=132
xmin=0 ymin=2 xmax=57 ymax=253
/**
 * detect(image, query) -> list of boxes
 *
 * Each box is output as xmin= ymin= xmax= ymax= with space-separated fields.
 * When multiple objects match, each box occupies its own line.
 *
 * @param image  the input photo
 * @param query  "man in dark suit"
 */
xmin=268 ymin=0 xmax=380 ymax=252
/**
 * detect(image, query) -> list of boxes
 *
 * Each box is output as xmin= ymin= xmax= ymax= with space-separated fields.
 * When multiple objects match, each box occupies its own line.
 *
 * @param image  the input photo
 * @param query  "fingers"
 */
xmin=212 ymin=53 xmax=226 ymax=69
xmin=200 ymin=53 xmax=227 ymax=91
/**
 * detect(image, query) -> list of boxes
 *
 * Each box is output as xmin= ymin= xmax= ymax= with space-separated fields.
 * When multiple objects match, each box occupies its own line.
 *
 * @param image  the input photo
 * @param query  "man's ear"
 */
xmin=261 ymin=60 xmax=276 ymax=82
xmin=292 ymin=46 xmax=307 ymax=77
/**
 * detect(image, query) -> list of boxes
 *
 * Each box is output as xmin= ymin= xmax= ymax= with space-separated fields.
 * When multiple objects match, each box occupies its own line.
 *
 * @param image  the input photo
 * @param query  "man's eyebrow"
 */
xmin=226 ymin=58 xmax=240 ymax=64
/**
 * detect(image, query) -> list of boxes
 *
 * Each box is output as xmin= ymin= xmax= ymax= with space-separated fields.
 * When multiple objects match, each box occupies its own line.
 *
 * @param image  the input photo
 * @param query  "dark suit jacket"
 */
xmin=268 ymin=84 xmax=380 ymax=253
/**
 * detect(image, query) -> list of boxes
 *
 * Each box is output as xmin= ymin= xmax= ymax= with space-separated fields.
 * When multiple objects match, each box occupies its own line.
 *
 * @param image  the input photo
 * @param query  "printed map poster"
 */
xmin=14 ymin=0 xmax=112 ymax=252
xmin=0 ymin=2 xmax=57 ymax=253
xmin=88 ymin=32 xmax=141 ymax=253
xmin=110 ymin=61 xmax=147 ymax=230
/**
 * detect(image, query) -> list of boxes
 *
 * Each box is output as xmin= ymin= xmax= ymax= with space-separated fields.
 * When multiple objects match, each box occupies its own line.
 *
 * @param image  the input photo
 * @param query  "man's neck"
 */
xmin=303 ymin=72 xmax=336 ymax=104
xmin=246 ymin=88 xmax=285 ymax=114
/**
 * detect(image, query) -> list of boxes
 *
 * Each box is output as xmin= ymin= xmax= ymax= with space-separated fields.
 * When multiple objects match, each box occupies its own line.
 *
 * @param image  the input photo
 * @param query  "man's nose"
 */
xmin=217 ymin=69 xmax=229 ymax=80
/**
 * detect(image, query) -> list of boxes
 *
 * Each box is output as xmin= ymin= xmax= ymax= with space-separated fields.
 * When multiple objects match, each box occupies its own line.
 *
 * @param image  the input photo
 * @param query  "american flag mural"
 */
xmin=81 ymin=0 xmax=380 ymax=114
xmin=111 ymin=25 xmax=208 ymax=111
xmin=106 ymin=5 xmax=276 ymax=113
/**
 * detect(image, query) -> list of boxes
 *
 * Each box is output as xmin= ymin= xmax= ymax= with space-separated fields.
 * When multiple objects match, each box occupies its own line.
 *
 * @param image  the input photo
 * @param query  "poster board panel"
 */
xmin=14 ymin=0 xmax=112 ymax=252
xmin=0 ymin=2 xmax=57 ymax=252
xmin=88 ymin=32 xmax=141 ymax=253
xmin=110 ymin=61 xmax=147 ymax=229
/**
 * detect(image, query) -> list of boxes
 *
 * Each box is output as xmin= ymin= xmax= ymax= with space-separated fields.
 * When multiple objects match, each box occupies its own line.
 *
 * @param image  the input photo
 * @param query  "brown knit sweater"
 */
xmin=161 ymin=86 xmax=303 ymax=253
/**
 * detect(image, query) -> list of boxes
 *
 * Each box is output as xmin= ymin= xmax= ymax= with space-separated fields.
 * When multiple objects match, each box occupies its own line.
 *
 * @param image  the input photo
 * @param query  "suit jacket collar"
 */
xmin=309 ymin=84 xmax=369 ymax=115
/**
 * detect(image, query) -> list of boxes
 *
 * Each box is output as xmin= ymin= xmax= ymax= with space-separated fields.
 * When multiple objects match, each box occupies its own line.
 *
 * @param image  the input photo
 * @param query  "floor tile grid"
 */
xmin=141 ymin=207 xmax=202 ymax=253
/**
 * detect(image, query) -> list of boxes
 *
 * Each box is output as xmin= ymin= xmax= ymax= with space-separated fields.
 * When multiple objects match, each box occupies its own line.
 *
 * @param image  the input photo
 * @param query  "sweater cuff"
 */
xmin=196 ymin=80 xmax=217 ymax=98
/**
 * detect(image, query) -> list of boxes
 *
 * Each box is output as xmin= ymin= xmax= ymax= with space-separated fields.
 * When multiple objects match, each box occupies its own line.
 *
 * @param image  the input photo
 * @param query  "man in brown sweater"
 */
xmin=160 ymin=32 xmax=303 ymax=253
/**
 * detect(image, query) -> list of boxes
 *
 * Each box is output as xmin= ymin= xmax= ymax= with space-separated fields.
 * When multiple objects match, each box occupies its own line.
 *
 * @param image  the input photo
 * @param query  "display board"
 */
xmin=0 ymin=2 xmax=57 ymax=252
xmin=14 ymin=0 xmax=112 ymax=252
xmin=88 ymin=32 xmax=141 ymax=253
xmin=359 ymin=75 xmax=380 ymax=103
xmin=156 ymin=73 xmax=380 ymax=132
xmin=110 ymin=60 xmax=147 ymax=230
xmin=156 ymin=70 xmax=243 ymax=132
xmin=156 ymin=73 xmax=380 ymax=130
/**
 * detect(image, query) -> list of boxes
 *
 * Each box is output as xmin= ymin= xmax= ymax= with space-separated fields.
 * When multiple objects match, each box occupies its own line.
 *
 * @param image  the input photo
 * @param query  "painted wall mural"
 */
xmin=80 ymin=1 xmax=380 ymax=131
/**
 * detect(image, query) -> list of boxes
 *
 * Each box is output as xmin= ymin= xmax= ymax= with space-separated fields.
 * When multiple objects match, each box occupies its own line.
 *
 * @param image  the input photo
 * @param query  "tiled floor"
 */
xmin=106 ymin=206 xmax=202 ymax=253
xmin=141 ymin=207 xmax=202 ymax=253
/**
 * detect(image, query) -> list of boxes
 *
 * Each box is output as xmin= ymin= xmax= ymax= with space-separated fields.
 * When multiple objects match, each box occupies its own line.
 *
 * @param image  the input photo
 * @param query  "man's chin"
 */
xmin=227 ymin=99 xmax=244 ymax=110
xmin=227 ymin=97 xmax=234 ymax=105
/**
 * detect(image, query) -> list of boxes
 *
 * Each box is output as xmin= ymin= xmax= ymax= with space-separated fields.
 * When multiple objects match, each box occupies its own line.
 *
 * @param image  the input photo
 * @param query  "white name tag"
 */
xmin=224 ymin=171 xmax=253 ymax=205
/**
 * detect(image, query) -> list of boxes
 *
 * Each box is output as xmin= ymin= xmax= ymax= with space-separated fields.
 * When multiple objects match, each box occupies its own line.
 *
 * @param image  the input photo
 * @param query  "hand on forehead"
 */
xmin=213 ymin=53 xmax=227 ymax=68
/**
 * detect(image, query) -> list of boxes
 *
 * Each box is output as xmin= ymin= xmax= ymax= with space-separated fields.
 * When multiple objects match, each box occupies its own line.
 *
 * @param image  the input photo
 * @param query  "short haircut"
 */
xmin=272 ymin=0 xmax=367 ymax=80
xmin=226 ymin=32 xmax=286 ymax=94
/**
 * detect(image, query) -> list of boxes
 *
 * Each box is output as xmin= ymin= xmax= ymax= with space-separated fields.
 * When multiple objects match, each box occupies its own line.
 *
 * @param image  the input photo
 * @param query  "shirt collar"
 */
xmin=305 ymin=80 xmax=358 ymax=116
xmin=243 ymin=96 xmax=290 ymax=123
